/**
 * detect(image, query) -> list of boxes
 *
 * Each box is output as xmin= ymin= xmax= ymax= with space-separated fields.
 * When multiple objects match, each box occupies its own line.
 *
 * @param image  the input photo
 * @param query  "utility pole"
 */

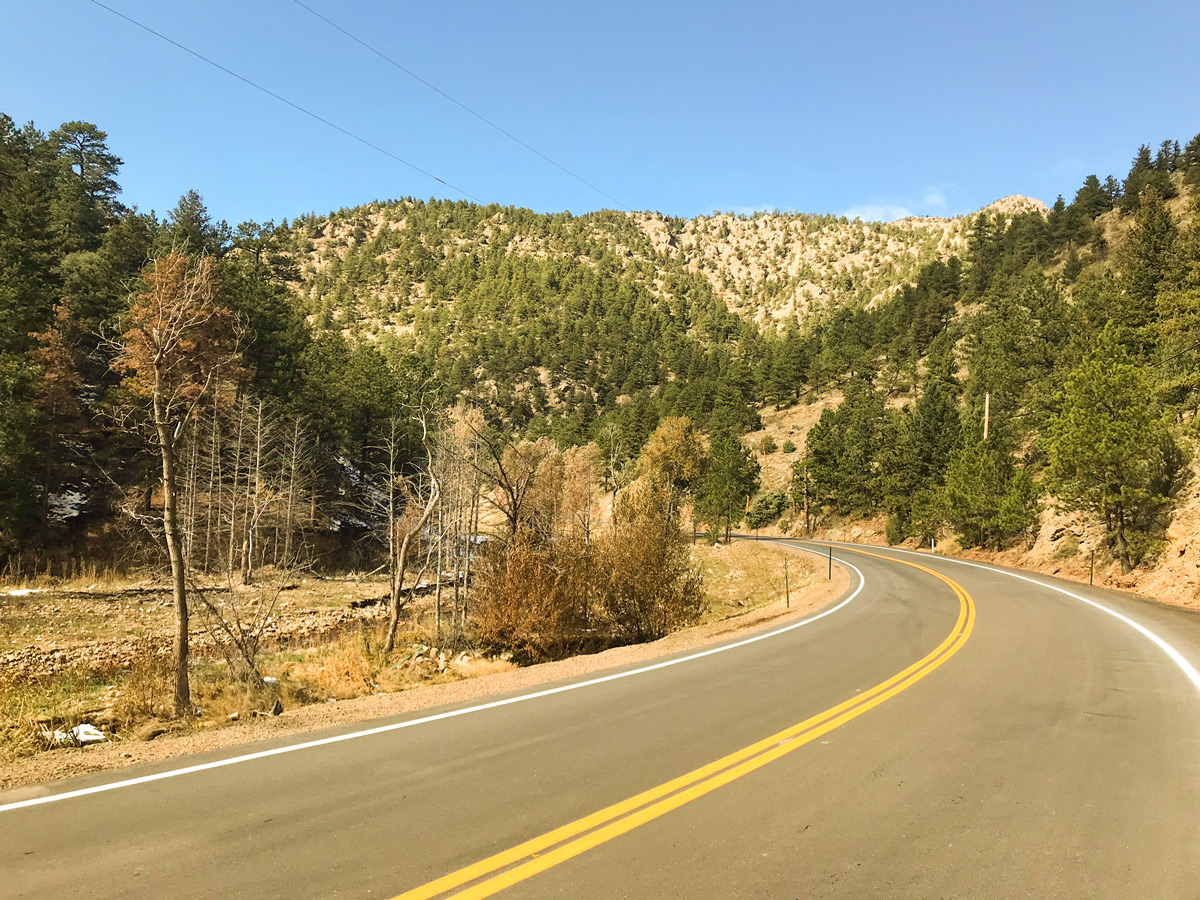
xmin=983 ymin=392 xmax=991 ymax=441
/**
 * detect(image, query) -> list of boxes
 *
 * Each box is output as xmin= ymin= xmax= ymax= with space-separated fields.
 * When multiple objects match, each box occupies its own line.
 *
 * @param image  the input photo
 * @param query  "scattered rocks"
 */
xmin=0 ymin=598 xmax=390 ymax=684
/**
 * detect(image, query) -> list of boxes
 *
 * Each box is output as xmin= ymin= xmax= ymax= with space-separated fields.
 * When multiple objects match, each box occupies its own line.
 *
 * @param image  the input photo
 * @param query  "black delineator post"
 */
xmin=828 ymin=545 xmax=832 ymax=580
xmin=784 ymin=560 xmax=791 ymax=609
xmin=1090 ymin=550 xmax=1095 ymax=586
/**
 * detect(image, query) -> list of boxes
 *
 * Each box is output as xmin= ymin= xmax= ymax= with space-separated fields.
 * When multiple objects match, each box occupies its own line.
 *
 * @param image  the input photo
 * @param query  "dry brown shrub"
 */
xmin=473 ymin=535 xmax=596 ymax=663
xmin=113 ymin=653 xmax=174 ymax=726
xmin=597 ymin=480 xmax=704 ymax=642
xmin=286 ymin=633 xmax=375 ymax=700
xmin=475 ymin=480 xmax=701 ymax=661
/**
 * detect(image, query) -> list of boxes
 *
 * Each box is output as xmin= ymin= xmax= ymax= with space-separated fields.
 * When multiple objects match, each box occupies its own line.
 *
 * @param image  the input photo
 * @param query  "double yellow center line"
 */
xmin=393 ymin=549 xmax=976 ymax=900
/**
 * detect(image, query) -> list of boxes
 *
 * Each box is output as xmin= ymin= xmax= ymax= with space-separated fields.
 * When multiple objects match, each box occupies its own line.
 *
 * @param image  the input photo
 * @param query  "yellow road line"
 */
xmin=392 ymin=548 xmax=975 ymax=900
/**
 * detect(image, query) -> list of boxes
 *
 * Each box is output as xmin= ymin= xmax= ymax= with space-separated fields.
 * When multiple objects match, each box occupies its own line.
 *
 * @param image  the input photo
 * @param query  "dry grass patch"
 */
xmin=693 ymin=540 xmax=818 ymax=624
xmin=0 ymin=670 xmax=109 ymax=758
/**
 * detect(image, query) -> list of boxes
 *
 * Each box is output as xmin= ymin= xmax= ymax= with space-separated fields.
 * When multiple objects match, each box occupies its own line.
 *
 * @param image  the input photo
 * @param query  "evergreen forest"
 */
xmin=3 ymin=111 xmax=1200 ymax=580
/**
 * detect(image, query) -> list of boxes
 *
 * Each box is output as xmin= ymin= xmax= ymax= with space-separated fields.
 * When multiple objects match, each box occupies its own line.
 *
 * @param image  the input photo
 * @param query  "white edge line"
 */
xmin=0 ymin=548 xmax=864 ymax=814
xmin=826 ymin=541 xmax=1200 ymax=696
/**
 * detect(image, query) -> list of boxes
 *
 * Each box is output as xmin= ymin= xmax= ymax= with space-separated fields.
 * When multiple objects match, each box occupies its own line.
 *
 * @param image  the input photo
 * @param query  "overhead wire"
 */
xmin=88 ymin=0 xmax=483 ymax=203
xmin=289 ymin=0 xmax=632 ymax=212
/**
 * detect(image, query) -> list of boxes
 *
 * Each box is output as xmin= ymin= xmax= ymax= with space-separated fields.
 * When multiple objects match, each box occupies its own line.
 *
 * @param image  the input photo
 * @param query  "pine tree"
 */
xmin=1045 ymin=325 xmax=1176 ymax=572
xmin=1072 ymin=174 xmax=1111 ymax=219
xmin=696 ymin=428 xmax=759 ymax=540
xmin=942 ymin=426 xmax=1038 ymax=550
xmin=1155 ymin=196 xmax=1200 ymax=414
xmin=1115 ymin=188 xmax=1178 ymax=354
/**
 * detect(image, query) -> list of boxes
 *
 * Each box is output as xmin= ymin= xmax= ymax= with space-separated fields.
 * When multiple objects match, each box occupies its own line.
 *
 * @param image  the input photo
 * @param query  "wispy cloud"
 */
xmin=844 ymin=184 xmax=956 ymax=221
xmin=922 ymin=187 xmax=947 ymax=211
xmin=842 ymin=202 xmax=913 ymax=222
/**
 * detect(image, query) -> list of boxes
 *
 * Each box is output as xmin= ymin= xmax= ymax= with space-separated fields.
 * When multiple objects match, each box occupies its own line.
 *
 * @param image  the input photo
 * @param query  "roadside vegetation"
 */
xmin=3 ymin=112 xmax=1200 ymax=757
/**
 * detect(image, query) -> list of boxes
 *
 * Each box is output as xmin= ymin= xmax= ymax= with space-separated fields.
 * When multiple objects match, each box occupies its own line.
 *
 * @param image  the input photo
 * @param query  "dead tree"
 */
xmin=382 ymin=412 xmax=440 ymax=654
xmin=111 ymin=251 xmax=234 ymax=717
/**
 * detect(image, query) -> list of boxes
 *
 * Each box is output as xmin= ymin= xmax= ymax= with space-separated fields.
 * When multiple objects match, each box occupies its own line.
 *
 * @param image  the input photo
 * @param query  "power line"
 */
xmin=88 ymin=0 xmax=483 ymax=204
xmin=290 ymin=0 xmax=632 ymax=213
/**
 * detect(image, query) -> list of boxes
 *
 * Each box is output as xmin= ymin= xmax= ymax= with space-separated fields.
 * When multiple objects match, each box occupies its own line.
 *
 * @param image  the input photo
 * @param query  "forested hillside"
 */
xmin=2 ymin=108 xmax=1199 ymax=587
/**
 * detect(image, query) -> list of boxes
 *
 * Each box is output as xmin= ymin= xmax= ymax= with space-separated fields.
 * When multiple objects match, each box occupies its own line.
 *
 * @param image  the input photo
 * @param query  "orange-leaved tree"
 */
xmin=112 ymin=251 xmax=236 ymax=716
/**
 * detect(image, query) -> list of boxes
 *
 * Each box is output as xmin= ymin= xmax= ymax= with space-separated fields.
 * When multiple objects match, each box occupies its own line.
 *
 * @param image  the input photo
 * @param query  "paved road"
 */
xmin=3 ymin=541 xmax=1199 ymax=899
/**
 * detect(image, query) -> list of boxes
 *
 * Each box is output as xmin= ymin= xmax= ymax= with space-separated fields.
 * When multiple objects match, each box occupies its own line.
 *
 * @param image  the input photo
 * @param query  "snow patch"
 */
xmin=47 ymin=491 xmax=86 ymax=522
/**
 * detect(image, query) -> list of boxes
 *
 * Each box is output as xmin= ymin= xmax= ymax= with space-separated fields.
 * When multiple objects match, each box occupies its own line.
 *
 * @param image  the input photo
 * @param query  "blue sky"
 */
xmin=4 ymin=1 xmax=1198 ymax=225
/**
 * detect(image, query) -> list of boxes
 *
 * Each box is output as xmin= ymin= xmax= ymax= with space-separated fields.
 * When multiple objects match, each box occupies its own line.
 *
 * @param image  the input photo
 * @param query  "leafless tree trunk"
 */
xmin=434 ymin=502 xmax=444 ymax=641
xmin=153 ymin=382 xmax=192 ymax=716
xmin=384 ymin=469 xmax=440 ymax=653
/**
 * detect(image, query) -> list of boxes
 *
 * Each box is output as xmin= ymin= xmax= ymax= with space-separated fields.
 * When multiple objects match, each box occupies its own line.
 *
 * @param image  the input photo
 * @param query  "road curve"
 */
xmin=2 ymin=541 xmax=1199 ymax=899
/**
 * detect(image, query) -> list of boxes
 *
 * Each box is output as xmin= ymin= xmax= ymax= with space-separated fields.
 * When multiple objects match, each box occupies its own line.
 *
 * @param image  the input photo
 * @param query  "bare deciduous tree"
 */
xmin=381 ymin=411 xmax=440 ymax=654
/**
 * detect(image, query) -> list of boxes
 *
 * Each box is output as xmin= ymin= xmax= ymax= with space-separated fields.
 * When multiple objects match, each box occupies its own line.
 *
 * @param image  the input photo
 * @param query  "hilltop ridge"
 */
xmin=285 ymin=193 xmax=1050 ymax=337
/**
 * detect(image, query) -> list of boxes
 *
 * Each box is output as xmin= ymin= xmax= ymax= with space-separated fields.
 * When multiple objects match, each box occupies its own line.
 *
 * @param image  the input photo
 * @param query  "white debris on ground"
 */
xmin=41 ymin=723 xmax=109 ymax=747
xmin=4 ymin=588 xmax=47 ymax=597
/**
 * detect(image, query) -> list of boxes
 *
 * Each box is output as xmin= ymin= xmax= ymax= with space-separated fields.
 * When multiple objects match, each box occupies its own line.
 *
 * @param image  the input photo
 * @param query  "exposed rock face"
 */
xmin=982 ymin=195 xmax=1050 ymax=217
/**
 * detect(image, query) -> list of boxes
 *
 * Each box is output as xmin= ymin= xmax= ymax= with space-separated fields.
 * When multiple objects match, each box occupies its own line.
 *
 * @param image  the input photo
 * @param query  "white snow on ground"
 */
xmin=47 ymin=490 xmax=86 ymax=521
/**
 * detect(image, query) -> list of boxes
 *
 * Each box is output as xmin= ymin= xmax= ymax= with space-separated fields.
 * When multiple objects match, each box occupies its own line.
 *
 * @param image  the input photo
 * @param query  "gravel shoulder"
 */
xmin=0 ymin=543 xmax=849 ymax=795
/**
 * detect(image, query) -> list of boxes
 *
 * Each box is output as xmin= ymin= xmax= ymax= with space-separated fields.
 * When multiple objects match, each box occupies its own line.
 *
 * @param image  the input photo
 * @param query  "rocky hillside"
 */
xmin=283 ymin=195 xmax=1047 ymax=337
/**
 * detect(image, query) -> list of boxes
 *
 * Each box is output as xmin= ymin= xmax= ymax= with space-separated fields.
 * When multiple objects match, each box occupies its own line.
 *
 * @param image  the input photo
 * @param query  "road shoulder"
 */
xmin=0 ymin=543 xmax=850 ymax=794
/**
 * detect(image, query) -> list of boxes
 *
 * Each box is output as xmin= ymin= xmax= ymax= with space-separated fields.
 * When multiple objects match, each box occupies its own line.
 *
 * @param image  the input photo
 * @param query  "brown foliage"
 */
xmin=596 ymin=480 xmax=704 ymax=642
xmin=29 ymin=302 xmax=83 ymax=419
xmin=474 ymin=479 xmax=702 ymax=662
xmin=111 ymin=252 xmax=236 ymax=415
xmin=473 ymin=535 xmax=597 ymax=663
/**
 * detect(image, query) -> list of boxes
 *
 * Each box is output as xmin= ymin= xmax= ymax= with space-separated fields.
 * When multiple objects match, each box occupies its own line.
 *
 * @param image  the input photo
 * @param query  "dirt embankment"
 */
xmin=0 ymin=543 xmax=848 ymax=793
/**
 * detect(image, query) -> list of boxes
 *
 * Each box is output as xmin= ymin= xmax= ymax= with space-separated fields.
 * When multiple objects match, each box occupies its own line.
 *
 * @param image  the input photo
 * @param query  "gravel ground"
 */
xmin=0 ymin=547 xmax=849 ymax=796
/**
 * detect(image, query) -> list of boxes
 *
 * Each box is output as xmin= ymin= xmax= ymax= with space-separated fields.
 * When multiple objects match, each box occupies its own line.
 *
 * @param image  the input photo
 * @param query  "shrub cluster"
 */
xmin=475 ymin=481 xmax=703 ymax=663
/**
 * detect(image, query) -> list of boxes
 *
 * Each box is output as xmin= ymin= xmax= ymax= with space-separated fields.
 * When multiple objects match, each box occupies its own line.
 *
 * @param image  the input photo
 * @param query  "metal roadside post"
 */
xmin=784 ymin=559 xmax=790 ymax=609
xmin=1090 ymin=549 xmax=1095 ymax=586
xmin=828 ymin=545 xmax=832 ymax=580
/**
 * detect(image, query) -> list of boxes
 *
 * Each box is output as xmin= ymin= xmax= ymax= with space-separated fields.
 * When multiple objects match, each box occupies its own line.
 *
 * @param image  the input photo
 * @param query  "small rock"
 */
xmin=135 ymin=720 xmax=169 ymax=742
xmin=227 ymin=711 xmax=240 ymax=722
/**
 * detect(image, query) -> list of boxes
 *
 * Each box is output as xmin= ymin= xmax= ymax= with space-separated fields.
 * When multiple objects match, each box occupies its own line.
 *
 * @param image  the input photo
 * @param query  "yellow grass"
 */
xmin=692 ymin=540 xmax=817 ymax=624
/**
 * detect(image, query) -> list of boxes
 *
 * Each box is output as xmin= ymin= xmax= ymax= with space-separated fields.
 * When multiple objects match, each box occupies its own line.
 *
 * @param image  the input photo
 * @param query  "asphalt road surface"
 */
xmin=3 ymin=541 xmax=1199 ymax=899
